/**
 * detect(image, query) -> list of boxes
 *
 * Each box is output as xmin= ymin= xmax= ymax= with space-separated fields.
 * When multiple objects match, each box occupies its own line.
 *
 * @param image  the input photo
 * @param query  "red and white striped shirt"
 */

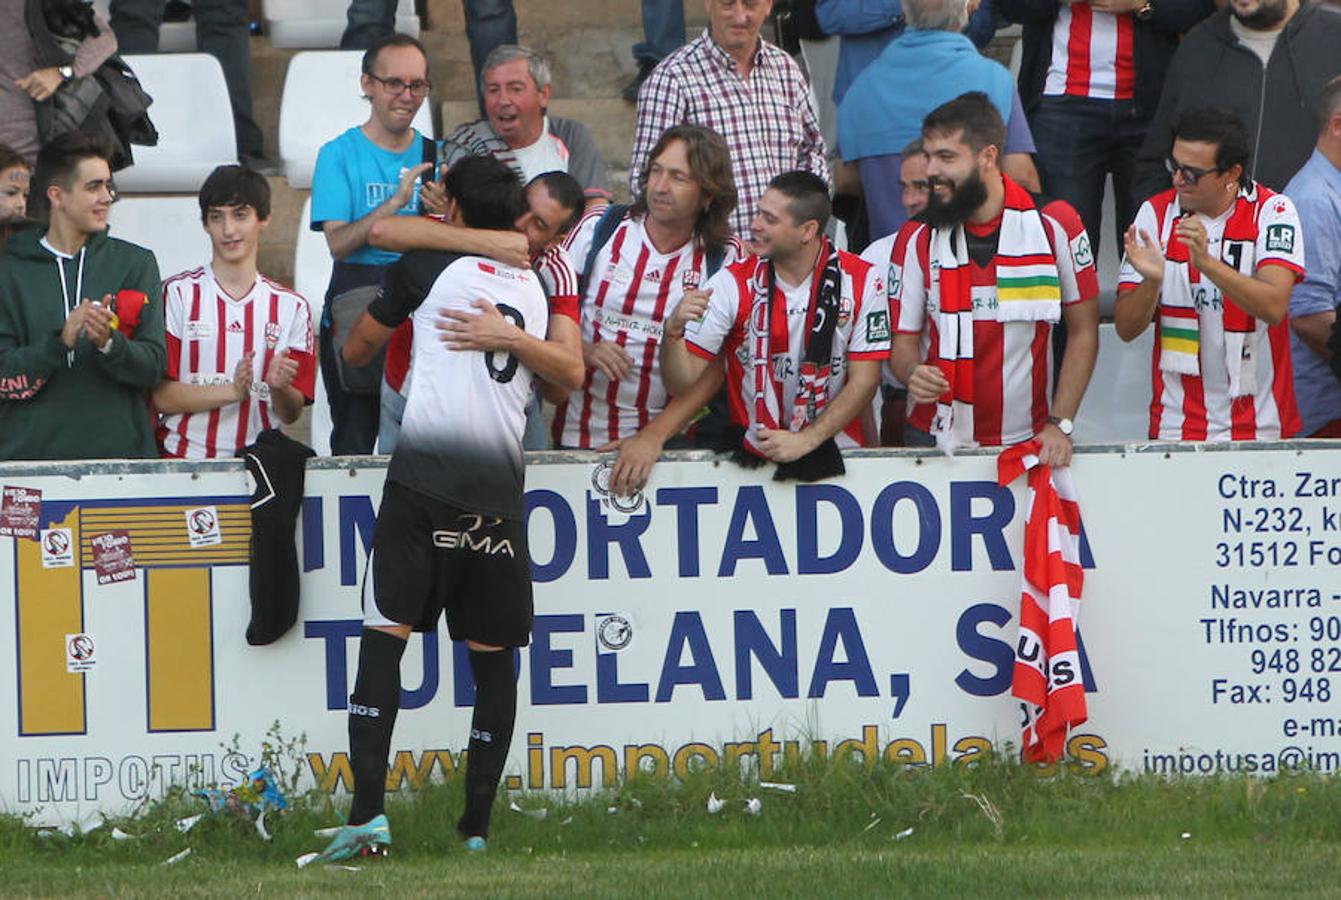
xmin=1044 ymin=6 xmax=1135 ymax=100
xmin=553 ymin=208 xmax=743 ymax=447
xmin=685 ymin=251 xmax=890 ymax=449
xmin=892 ymin=200 xmax=1098 ymax=446
xmin=1117 ymin=186 xmax=1305 ymax=441
xmin=160 ymin=266 xmax=317 ymax=459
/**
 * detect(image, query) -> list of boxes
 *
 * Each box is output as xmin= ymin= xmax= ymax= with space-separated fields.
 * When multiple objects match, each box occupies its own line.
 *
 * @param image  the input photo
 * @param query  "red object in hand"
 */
xmin=113 ymin=289 xmax=148 ymax=338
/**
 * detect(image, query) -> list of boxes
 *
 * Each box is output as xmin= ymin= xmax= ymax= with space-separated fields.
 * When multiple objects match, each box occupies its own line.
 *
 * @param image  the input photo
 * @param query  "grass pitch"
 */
xmin=4 ymin=754 xmax=1340 ymax=897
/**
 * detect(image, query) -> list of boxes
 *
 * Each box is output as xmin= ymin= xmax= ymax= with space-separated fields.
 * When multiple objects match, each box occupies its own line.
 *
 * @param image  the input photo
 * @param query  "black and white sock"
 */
xmin=347 ymin=628 xmax=406 ymax=826
xmin=457 ymin=648 xmax=517 ymax=839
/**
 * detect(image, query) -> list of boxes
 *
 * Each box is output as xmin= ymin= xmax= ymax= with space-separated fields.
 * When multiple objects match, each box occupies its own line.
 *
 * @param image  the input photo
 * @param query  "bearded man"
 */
xmin=888 ymin=92 xmax=1100 ymax=464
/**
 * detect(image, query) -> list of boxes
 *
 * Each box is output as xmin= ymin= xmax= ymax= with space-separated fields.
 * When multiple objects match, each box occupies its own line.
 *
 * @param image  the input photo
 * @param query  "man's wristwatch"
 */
xmin=1048 ymin=416 xmax=1075 ymax=437
xmin=58 ymin=65 xmax=74 ymax=81
xmin=1135 ymin=0 xmax=1154 ymax=20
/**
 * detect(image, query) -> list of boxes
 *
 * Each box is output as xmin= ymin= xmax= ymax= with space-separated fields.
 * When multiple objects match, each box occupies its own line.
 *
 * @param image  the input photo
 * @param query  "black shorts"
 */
xmin=362 ymin=481 xmax=533 ymax=647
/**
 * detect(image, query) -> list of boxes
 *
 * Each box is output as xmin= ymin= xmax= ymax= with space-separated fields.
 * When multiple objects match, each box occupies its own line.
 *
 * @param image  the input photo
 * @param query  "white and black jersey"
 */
xmin=368 ymin=251 xmax=549 ymax=519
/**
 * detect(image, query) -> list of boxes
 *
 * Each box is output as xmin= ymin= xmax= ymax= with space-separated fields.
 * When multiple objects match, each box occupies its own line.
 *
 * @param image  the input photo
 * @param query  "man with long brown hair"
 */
xmin=548 ymin=124 xmax=743 ymax=473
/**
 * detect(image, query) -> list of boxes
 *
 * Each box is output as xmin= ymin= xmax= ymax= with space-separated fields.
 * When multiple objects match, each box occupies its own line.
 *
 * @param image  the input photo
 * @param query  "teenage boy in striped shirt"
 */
xmin=154 ymin=166 xmax=316 ymax=458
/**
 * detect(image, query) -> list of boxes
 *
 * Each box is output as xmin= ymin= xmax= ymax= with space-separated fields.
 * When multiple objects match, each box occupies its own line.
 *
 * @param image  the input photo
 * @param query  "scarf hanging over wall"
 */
xmin=998 ymin=441 xmax=1087 ymax=764
xmin=1157 ymin=183 xmax=1263 ymax=398
xmin=732 ymin=240 xmax=846 ymax=482
xmin=929 ymin=176 xmax=1060 ymax=453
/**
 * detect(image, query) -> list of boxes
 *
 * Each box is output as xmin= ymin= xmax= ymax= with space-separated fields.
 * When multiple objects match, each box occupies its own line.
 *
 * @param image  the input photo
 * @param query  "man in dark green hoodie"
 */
xmin=0 ymin=132 xmax=165 ymax=460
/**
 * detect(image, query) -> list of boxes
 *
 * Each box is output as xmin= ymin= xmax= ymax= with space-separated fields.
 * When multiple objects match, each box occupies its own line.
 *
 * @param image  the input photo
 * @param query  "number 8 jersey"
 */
xmin=368 ymin=251 xmax=549 ymax=519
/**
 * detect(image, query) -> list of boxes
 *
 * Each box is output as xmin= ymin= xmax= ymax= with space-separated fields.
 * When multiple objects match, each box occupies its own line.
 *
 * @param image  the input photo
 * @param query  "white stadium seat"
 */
xmin=1074 ymin=323 xmax=1154 ymax=444
xmin=278 ymin=51 xmax=435 ymax=189
xmin=107 ymin=196 xmax=211 ymax=283
xmin=115 ymin=54 xmax=237 ymax=193
xmin=264 ymin=0 xmax=419 ymax=49
xmin=293 ymin=197 xmax=334 ymax=455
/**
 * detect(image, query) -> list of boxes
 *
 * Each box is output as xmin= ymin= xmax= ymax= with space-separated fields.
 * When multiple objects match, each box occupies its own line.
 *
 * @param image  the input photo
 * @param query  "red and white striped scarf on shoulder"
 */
xmin=997 ymin=441 xmax=1087 ymax=764
xmin=929 ymin=176 xmax=1061 ymax=453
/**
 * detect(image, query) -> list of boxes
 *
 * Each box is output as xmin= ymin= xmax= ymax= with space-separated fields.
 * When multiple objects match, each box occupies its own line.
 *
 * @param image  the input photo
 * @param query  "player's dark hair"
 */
xmin=30 ymin=131 xmax=111 ymax=221
xmin=631 ymin=124 xmax=737 ymax=255
xmin=444 ymin=156 xmax=525 ymax=230
xmin=768 ymin=170 xmax=832 ymax=232
xmin=361 ymin=33 xmax=428 ymax=76
xmin=922 ymin=91 xmax=1007 ymax=156
xmin=0 ymin=144 xmax=28 ymax=176
xmin=1172 ymin=107 xmax=1251 ymax=188
xmin=528 ymin=172 xmax=584 ymax=234
xmin=198 ymin=165 xmax=271 ymax=222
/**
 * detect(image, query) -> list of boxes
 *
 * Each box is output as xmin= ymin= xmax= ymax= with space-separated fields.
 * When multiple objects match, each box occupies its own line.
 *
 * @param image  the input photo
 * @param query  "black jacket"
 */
xmin=1134 ymin=3 xmax=1341 ymax=201
xmin=998 ymin=0 xmax=1213 ymax=118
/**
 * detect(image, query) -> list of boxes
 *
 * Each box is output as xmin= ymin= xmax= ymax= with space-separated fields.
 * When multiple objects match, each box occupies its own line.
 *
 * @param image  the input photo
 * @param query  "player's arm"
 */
xmin=755 ymin=359 xmax=883 ymax=463
xmin=1176 ymin=215 xmax=1295 ymax=324
xmin=1115 ymin=218 xmax=1165 ymax=341
xmin=368 ymin=216 xmax=530 ymax=269
xmin=343 ymin=313 xmax=395 ymax=367
xmin=599 ymin=363 xmax=726 ymax=496
xmin=891 ymin=332 xmax=948 ymax=403
xmin=659 ymin=288 xmax=715 ymax=395
xmin=437 ymin=301 xmax=584 ymax=392
xmin=322 ymin=162 xmax=432 ymax=261
xmin=152 ymin=353 xmax=253 ymax=413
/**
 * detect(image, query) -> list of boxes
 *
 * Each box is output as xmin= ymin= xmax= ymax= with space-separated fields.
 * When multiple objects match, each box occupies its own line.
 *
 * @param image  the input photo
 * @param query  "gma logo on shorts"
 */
xmin=13 ymin=496 xmax=250 ymax=738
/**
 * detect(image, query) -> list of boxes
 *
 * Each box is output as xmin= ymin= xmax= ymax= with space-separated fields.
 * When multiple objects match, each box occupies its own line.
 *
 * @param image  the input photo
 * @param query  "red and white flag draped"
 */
xmin=997 ymin=441 xmax=1087 ymax=763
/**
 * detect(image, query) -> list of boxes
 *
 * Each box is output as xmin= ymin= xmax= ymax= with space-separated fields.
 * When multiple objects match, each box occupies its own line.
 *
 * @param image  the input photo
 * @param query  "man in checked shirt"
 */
xmin=630 ymin=0 xmax=830 ymax=239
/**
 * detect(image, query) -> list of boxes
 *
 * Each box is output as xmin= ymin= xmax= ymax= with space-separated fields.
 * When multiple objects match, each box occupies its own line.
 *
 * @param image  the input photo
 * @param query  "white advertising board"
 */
xmin=3 ymin=444 xmax=1340 ymax=826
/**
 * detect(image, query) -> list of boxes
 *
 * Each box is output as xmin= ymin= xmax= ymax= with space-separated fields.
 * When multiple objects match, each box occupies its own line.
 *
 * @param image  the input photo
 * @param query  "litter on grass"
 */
xmin=111 ymin=827 xmax=139 ymax=841
xmin=508 ymin=800 xmax=548 ymax=820
xmin=175 ymin=814 xmax=203 ymax=834
xmin=706 ymin=792 xmax=725 ymax=814
xmin=161 ymin=848 xmax=192 ymax=866
xmin=296 ymin=852 xmax=321 ymax=869
xmin=759 ymin=782 xmax=797 ymax=793
xmin=744 ymin=798 xmax=762 ymax=816
xmin=894 ymin=827 xmax=915 ymax=841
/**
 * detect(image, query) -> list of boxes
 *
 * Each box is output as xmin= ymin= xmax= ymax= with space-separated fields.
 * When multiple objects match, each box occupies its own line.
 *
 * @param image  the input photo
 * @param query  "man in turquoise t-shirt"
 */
xmin=311 ymin=33 xmax=440 ymax=455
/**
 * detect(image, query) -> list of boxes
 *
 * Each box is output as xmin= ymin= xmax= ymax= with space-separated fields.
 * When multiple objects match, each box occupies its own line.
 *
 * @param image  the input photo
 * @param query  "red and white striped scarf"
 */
xmin=929 ymin=176 xmax=1060 ymax=453
xmin=1158 ymin=183 xmax=1265 ymax=398
xmin=998 ymin=441 xmax=1086 ymax=764
xmin=746 ymin=240 xmax=843 ymax=447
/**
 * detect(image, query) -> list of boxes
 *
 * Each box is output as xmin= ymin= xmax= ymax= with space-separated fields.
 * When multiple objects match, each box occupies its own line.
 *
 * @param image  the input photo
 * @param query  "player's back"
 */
xmin=388 ymin=252 xmax=548 ymax=519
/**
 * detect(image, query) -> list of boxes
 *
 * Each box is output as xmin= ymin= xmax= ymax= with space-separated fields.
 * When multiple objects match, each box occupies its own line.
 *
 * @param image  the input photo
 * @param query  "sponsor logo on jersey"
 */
xmin=226 ymin=319 xmax=245 ymax=333
xmin=185 ymin=320 xmax=214 ymax=340
xmin=866 ymin=309 xmax=891 ymax=342
xmin=264 ymin=322 xmax=282 ymax=348
xmin=1071 ymin=232 xmax=1094 ymax=268
xmin=1265 ymin=223 xmax=1295 ymax=254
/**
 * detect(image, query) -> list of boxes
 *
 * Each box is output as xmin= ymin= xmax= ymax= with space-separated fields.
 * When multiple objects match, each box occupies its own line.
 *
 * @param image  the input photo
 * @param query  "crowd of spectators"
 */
xmin=2 ymin=0 xmax=1341 ymax=469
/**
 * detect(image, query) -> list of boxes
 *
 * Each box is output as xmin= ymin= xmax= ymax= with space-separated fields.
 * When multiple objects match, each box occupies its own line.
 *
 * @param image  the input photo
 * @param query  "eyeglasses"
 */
xmin=367 ymin=74 xmax=432 ymax=97
xmin=1164 ymin=157 xmax=1220 ymax=185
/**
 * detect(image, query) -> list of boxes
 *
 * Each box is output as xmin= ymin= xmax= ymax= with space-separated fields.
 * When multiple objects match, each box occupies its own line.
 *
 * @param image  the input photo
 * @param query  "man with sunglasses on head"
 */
xmin=311 ymin=33 xmax=442 ymax=455
xmin=1117 ymin=107 xmax=1305 ymax=441
xmin=0 ymin=132 xmax=165 ymax=460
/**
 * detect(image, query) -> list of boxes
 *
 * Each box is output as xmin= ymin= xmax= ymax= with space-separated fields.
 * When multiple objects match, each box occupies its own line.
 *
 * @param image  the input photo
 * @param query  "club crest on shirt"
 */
xmin=264 ymin=322 xmax=282 ymax=348
xmin=681 ymin=268 xmax=701 ymax=291
xmin=838 ymin=296 xmax=854 ymax=327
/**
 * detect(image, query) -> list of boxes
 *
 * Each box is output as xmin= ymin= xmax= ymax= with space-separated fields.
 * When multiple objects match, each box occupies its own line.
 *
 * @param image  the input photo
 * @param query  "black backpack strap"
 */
xmin=578 ymin=203 xmax=629 ymax=300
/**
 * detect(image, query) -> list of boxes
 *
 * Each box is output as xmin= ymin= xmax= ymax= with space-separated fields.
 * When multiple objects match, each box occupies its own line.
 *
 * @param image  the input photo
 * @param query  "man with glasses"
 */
xmin=1117 ymin=107 xmax=1305 ymax=441
xmin=311 ymin=33 xmax=440 ymax=455
xmin=0 ymin=132 xmax=165 ymax=459
xmin=439 ymin=45 xmax=611 ymax=208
